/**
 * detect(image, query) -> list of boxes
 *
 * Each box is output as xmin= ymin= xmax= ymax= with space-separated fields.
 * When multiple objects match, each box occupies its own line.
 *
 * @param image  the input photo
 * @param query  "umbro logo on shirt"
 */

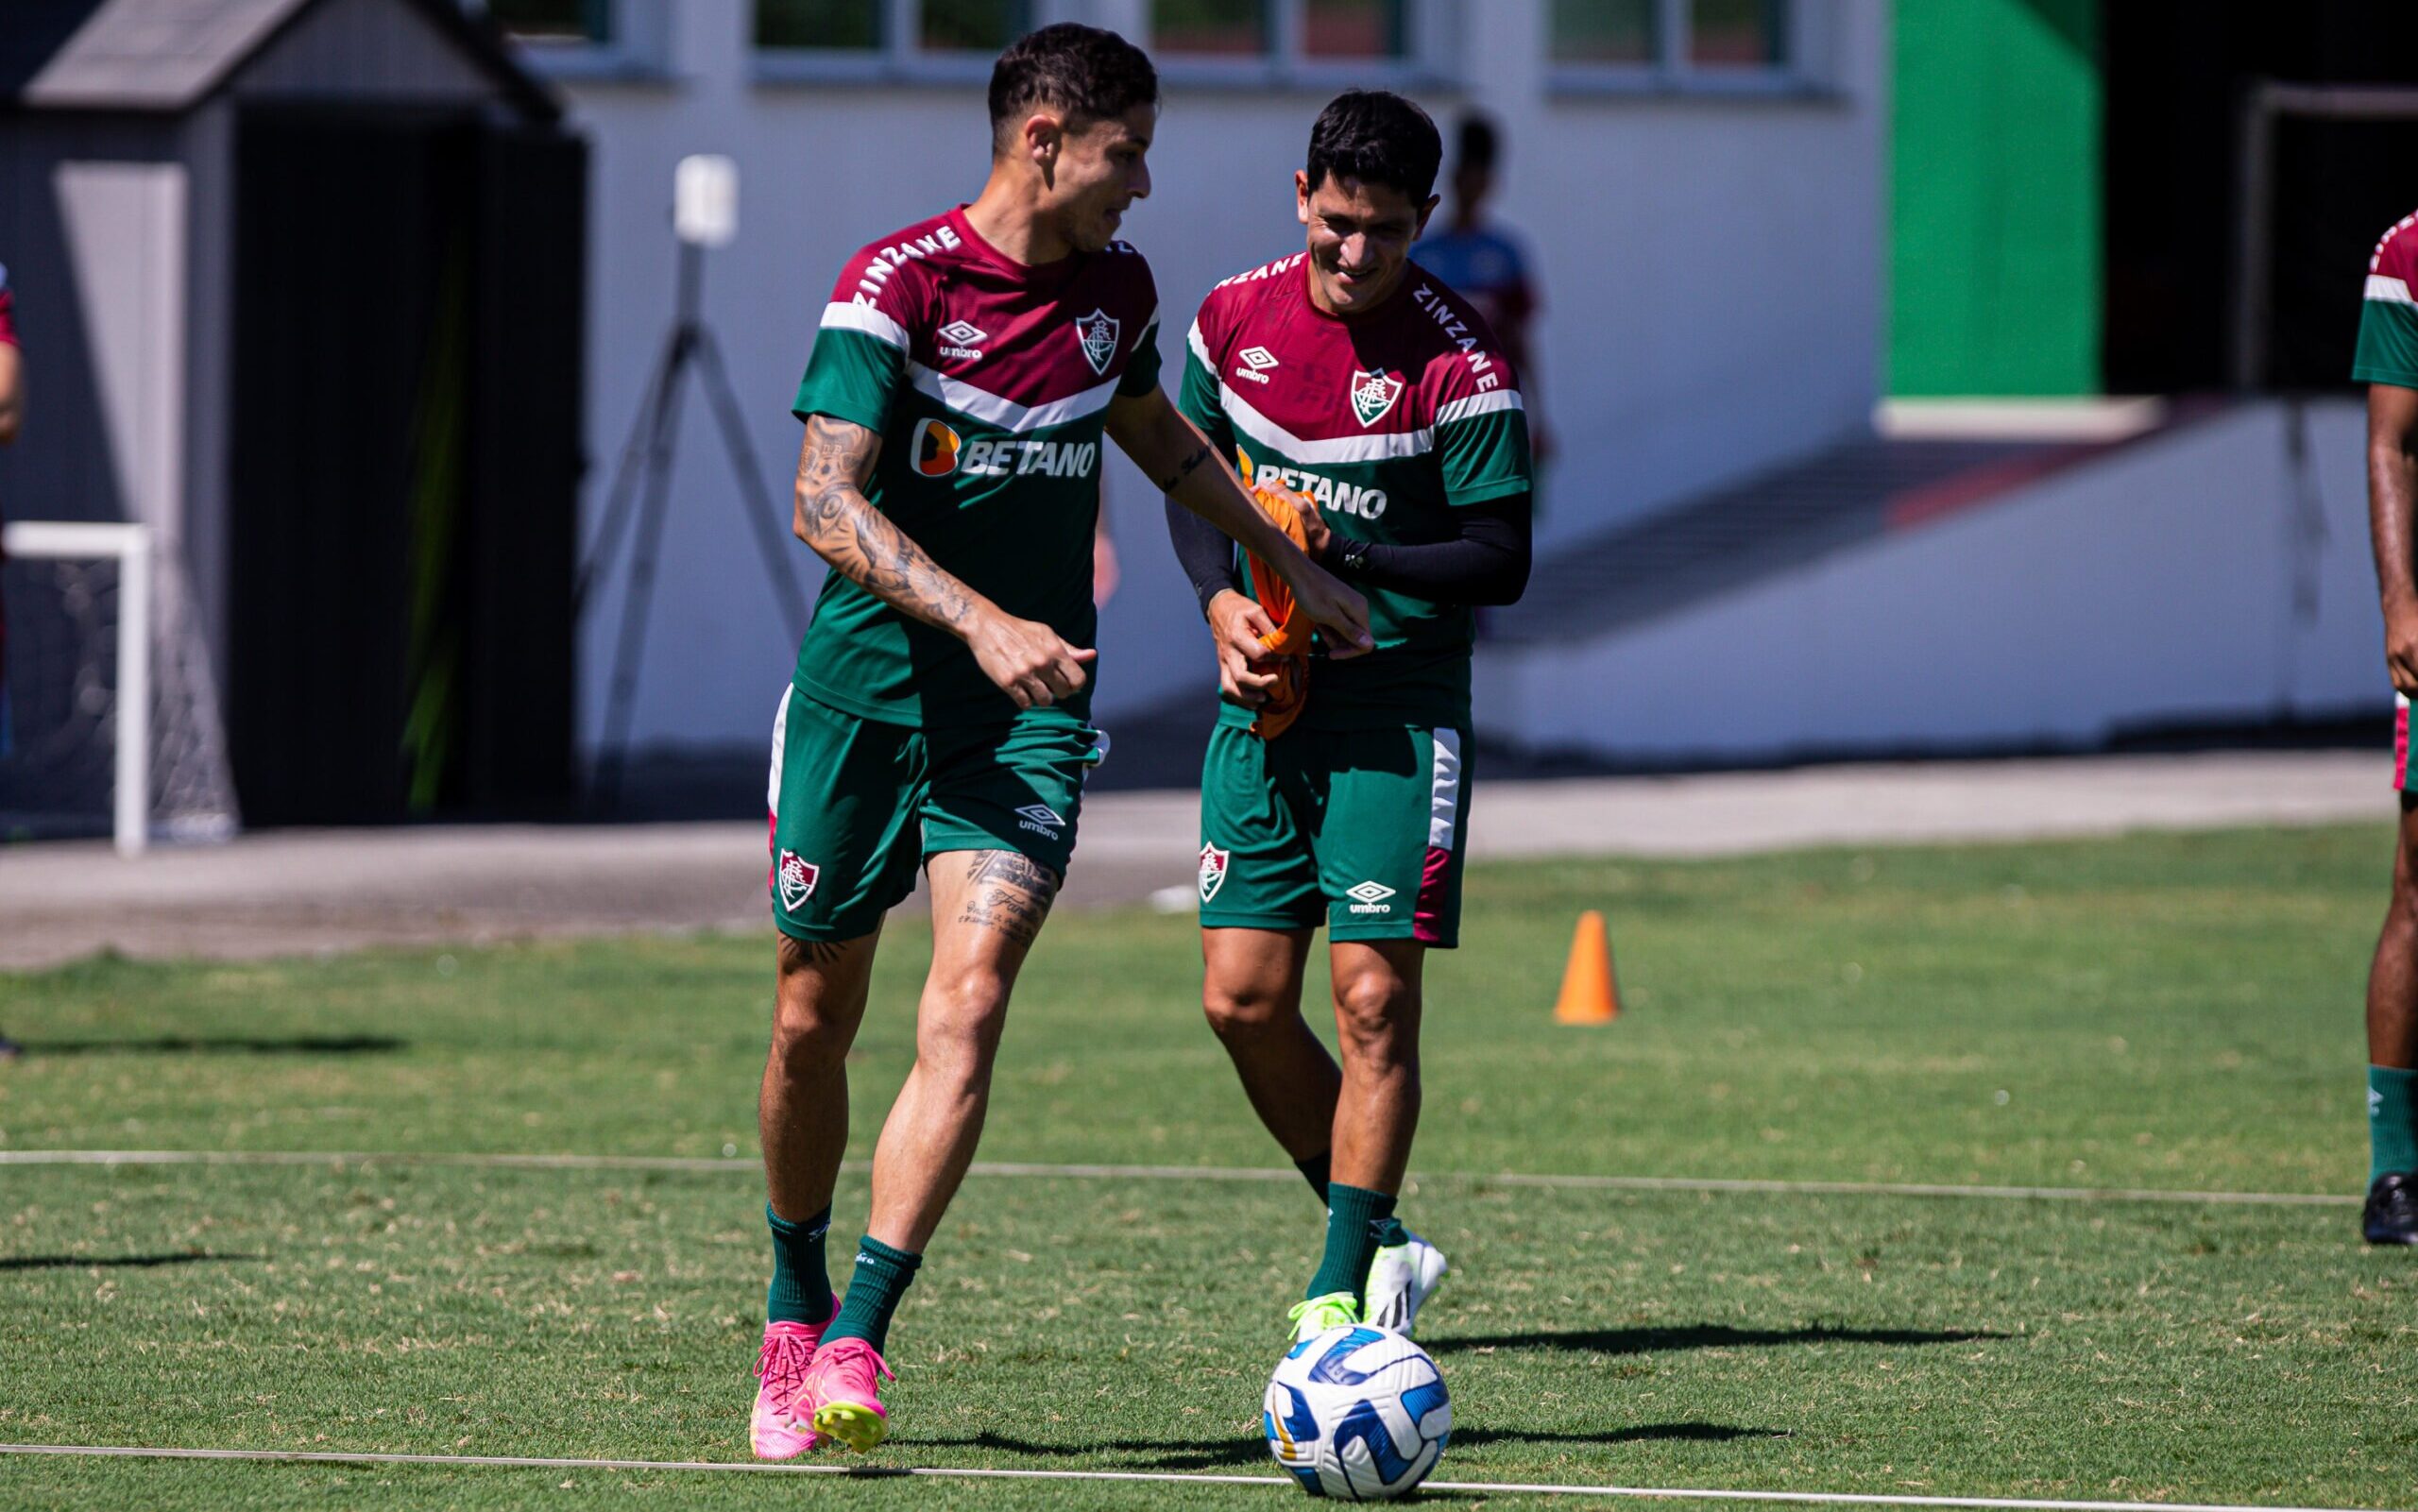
xmin=1233 ymin=346 xmax=1279 ymax=384
xmin=938 ymin=319 xmax=986 ymax=361
xmin=1345 ymin=880 xmax=1396 ymax=914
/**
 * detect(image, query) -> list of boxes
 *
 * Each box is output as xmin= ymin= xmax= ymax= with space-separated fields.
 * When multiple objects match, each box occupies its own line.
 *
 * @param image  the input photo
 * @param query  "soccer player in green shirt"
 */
xmin=748 ymin=25 xmax=1371 ymax=1457
xmin=2358 ymin=207 xmax=2418 ymax=1247
xmin=1164 ymin=92 xmax=1533 ymax=1341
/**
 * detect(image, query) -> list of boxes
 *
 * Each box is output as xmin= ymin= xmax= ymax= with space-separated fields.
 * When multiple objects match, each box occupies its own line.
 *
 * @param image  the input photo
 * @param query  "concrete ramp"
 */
xmin=1479 ymin=399 xmax=2381 ymax=765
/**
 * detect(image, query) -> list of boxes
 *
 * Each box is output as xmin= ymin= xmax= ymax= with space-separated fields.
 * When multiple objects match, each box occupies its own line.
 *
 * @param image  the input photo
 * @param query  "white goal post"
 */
xmin=2 ymin=518 xmax=238 ymax=857
xmin=5 ymin=520 xmax=149 ymax=855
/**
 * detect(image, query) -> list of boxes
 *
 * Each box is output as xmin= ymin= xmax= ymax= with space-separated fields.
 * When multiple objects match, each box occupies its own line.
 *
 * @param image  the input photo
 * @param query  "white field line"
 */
xmin=0 ymin=1148 xmax=2359 ymax=1208
xmin=0 ymin=1444 xmax=2399 ymax=1512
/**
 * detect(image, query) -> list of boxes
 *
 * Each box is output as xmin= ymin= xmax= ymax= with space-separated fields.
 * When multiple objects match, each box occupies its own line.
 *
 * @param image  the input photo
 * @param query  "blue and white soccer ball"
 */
xmin=1263 ymin=1326 xmax=1451 ymax=1499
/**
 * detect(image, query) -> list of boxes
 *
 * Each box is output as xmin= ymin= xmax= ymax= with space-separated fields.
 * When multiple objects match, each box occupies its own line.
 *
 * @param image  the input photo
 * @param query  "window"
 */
xmin=1549 ymin=0 xmax=1801 ymax=91
xmin=755 ymin=0 xmax=882 ymax=51
xmin=1149 ymin=0 xmax=1428 ymax=83
xmin=486 ymin=0 xmax=611 ymax=42
xmin=755 ymin=0 xmax=1039 ymax=80
xmin=473 ymin=0 xmax=667 ymax=77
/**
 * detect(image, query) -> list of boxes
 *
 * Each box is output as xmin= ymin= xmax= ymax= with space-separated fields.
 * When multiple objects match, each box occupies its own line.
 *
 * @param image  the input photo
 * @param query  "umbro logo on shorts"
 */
xmin=1345 ymin=879 xmax=1396 ymax=915
xmin=1014 ymin=804 xmax=1064 ymax=838
xmin=777 ymin=850 xmax=819 ymax=912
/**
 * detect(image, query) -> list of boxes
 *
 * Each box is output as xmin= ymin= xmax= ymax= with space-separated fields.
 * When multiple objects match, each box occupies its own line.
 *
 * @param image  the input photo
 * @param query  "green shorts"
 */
xmin=1196 ymin=721 xmax=1471 ymax=948
xmin=766 ymin=684 xmax=1104 ymax=941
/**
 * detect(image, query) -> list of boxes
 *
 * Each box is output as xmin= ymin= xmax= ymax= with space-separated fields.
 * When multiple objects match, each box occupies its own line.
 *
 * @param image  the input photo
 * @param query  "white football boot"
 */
xmin=1361 ymin=1231 xmax=1448 ymax=1336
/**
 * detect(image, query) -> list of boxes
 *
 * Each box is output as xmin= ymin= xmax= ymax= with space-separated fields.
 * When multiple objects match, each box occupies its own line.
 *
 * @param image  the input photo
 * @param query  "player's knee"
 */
xmin=1202 ymin=978 xmax=1290 ymax=1039
xmin=919 ymin=970 xmax=1012 ymax=1068
xmin=2392 ymin=840 xmax=2418 ymax=932
xmin=1333 ymin=975 xmax=1416 ymax=1061
xmin=768 ymin=998 xmax=849 ymax=1079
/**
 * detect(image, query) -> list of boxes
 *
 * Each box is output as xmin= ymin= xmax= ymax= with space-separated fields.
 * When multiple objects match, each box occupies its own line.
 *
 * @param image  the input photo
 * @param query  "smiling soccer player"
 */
xmin=1163 ymin=91 xmax=1534 ymax=1343
xmin=749 ymin=25 xmax=1369 ymax=1460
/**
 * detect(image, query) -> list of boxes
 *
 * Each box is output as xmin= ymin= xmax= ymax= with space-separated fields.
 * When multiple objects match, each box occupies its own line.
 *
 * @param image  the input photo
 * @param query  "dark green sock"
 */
xmin=2372 ymin=1065 xmax=2418 ymax=1183
xmin=1306 ymin=1183 xmax=1395 ymax=1309
xmin=765 ymin=1202 xmax=836 ymax=1326
xmin=1296 ymin=1155 xmax=1409 ymax=1247
xmin=824 ymin=1234 xmax=922 ymax=1354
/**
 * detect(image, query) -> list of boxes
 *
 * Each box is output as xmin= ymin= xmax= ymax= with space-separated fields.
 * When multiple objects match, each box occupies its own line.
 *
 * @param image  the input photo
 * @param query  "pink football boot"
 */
xmin=749 ymin=1319 xmax=826 ymax=1459
xmin=803 ymin=1336 xmax=895 ymax=1453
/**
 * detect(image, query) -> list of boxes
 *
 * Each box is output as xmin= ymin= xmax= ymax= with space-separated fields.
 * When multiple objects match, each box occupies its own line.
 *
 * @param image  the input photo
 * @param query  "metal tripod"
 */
xmin=577 ymin=241 xmax=812 ymax=808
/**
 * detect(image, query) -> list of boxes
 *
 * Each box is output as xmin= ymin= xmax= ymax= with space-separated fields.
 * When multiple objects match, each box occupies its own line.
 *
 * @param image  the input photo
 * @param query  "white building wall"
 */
xmin=553 ymin=0 xmax=1887 ymax=756
xmin=1473 ymin=400 xmax=2384 ymax=763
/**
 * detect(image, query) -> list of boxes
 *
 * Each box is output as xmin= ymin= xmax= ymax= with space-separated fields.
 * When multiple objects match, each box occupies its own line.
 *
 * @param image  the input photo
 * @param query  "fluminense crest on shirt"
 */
xmin=1349 ymin=367 xmax=1405 ymax=428
xmin=1075 ymin=308 xmax=1120 ymax=375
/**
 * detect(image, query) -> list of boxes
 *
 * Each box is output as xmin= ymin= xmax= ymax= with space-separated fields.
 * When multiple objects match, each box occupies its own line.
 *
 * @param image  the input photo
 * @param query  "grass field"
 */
xmin=1 ymin=824 xmax=2412 ymax=1509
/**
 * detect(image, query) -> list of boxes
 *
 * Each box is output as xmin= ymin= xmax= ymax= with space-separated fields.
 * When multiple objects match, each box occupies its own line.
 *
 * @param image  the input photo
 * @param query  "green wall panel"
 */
xmin=1890 ymin=0 xmax=2102 ymax=396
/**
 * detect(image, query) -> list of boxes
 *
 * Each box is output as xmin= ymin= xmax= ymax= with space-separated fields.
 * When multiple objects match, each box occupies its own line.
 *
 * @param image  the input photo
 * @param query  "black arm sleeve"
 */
xmin=1165 ymin=495 xmax=1245 ymax=616
xmin=1342 ymin=493 xmax=1532 ymax=606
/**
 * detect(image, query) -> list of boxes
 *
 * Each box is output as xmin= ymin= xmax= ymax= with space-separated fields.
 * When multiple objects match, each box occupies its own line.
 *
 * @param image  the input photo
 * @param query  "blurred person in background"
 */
xmin=2358 ymin=207 xmax=2418 ymax=1246
xmin=1 ymin=260 xmax=20 ymax=1063
xmin=1412 ymin=111 xmax=1551 ymax=471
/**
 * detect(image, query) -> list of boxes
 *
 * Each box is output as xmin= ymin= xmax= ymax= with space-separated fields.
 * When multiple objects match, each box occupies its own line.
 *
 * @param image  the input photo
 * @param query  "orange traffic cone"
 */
xmin=1553 ymin=909 xmax=1619 ymax=1024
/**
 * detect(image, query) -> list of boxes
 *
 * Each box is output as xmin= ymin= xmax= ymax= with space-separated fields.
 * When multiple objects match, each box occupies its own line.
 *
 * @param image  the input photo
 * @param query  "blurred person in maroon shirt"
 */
xmin=1 ymin=263 xmax=20 ymax=1063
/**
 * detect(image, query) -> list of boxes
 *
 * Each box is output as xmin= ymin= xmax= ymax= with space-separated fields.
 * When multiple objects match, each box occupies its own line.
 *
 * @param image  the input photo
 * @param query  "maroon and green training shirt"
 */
xmin=2358 ymin=210 xmax=2418 ymax=391
xmin=1179 ymin=252 xmax=1533 ymax=731
xmin=791 ymin=208 xmax=1162 ymax=727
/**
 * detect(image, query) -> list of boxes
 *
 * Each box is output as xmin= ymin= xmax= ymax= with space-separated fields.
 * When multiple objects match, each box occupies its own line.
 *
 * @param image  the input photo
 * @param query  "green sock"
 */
xmin=2371 ymin=1065 xmax=2418 ymax=1183
xmin=1306 ymin=1183 xmax=1395 ymax=1309
xmin=1297 ymin=1154 xmax=1408 ymax=1247
xmin=766 ymin=1202 xmax=836 ymax=1326
xmin=825 ymin=1234 xmax=922 ymax=1354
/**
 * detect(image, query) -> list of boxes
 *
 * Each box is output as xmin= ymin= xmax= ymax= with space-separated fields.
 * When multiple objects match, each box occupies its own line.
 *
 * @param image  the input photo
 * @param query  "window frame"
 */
xmin=1546 ymin=0 xmax=1821 ymax=100
xmin=753 ymin=0 xmax=1072 ymax=87
xmin=1149 ymin=0 xmax=1456 ymax=93
xmin=477 ymin=0 xmax=673 ymax=82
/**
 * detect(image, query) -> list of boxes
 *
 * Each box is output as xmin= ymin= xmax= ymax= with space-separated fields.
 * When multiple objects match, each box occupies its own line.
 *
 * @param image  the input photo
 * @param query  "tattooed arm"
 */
xmin=792 ymin=413 xmax=1096 ymax=709
xmin=1103 ymin=385 xmax=1371 ymax=654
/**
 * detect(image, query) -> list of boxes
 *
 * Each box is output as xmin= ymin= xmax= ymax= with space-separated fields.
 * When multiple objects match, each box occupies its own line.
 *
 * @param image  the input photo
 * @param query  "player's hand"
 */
xmin=1207 ymin=590 xmax=1281 ymax=706
xmin=967 ymin=607 xmax=1097 ymax=709
xmin=1279 ymin=556 xmax=1372 ymax=659
xmin=1264 ymin=479 xmax=1332 ymax=560
xmin=2387 ymin=601 xmax=2418 ymax=697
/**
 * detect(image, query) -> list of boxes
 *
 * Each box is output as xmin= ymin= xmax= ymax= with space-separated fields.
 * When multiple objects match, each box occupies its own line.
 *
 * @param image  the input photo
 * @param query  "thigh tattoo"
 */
xmin=955 ymin=851 xmax=1061 ymax=947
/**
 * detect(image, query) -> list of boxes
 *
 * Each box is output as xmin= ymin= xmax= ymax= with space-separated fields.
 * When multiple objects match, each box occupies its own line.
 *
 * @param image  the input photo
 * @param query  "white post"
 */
xmin=112 ymin=523 xmax=151 ymax=858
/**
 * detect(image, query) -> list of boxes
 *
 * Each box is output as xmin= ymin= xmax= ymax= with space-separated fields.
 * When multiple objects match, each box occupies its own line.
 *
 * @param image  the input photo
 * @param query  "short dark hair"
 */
xmin=989 ymin=24 xmax=1159 ymax=149
xmin=1456 ymin=111 xmax=1500 ymax=174
xmin=1304 ymin=90 xmax=1442 ymax=203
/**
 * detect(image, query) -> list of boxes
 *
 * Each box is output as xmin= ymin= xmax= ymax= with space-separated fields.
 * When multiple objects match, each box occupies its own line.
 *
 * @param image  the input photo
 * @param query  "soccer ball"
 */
xmin=1263 ymin=1326 xmax=1451 ymax=1499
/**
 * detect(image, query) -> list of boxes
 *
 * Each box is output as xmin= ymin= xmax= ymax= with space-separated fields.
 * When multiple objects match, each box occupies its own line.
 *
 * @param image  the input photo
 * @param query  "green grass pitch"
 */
xmin=0 ymin=824 xmax=2412 ymax=1509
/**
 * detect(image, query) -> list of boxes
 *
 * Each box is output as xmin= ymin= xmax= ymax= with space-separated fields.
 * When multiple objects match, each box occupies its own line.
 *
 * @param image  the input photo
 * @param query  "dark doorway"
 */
xmin=228 ymin=107 xmax=583 ymax=825
xmin=2102 ymin=2 xmax=2418 ymax=394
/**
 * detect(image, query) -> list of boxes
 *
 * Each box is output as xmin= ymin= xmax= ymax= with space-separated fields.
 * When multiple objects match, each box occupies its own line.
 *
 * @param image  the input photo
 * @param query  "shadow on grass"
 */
xmin=1428 ymin=1323 xmax=2000 ymax=1356
xmin=914 ymin=1420 xmax=1783 ymax=1472
xmin=18 ymin=1035 xmax=404 ymax=1057
xmin=0 ymin=1252 xmax=264 ymax=1271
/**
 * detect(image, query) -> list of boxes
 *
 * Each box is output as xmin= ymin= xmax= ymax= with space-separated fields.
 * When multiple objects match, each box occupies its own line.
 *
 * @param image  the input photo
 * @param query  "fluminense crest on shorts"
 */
xmin=1199 ymin=843 xmax=1230 ymax=903
xmin=1074 ymin=308 xmax=1120 ymax=375
xmin=1349 ymin=368 xmax=1405 ymax=428
xmin=777 ymin=851 xmax=819 ymax=911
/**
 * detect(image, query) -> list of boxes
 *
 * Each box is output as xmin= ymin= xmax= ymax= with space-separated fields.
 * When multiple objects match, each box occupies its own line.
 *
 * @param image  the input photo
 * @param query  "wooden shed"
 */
xmin=0 ymin=0 xmax=585 ymax=826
